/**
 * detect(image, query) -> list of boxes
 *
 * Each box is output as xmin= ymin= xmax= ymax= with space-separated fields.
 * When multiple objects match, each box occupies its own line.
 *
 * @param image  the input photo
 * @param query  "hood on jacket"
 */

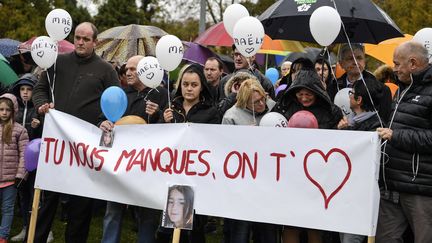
xmin=284 ymin=69 xmax=333 ymax=109
xmin=0 ymin=93 xmax=19 ymax=114
xmin=174 ymin=64 xmax=214 ymax=104
xmin=224 ymin=70 xmax=256 ymax=97
xmin=11 ymin=73 xmax=37 ymax=101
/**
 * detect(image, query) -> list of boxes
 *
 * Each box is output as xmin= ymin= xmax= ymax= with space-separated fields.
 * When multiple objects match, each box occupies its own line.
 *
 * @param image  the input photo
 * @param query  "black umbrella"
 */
xmin=285 ymin=47 xmax=337 ymax=65
xmin=259 ymin=0 xmax=404 ymax=44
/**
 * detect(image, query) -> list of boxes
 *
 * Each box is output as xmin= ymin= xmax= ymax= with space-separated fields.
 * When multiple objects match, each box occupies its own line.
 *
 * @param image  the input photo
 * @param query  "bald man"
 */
xmin=31 ymin=22 xmax=120 ymax=243
xmin=376 ymin=41 xmax=432 ymax=243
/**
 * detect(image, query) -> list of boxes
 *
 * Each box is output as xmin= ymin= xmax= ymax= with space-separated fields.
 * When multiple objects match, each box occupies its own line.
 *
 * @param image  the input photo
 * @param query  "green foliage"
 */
xmin=0 ymin=0 xmax=92 ymax=41
xmin=374 ymin=0 xmax=432 ymax=34
xmin=241 ymin=0 xmax=275 ymax=17
xmin=156 ymin=18 xmax=199 ymax=41
xmin=94 ymin=0 xmax=144 ymax=32
xmin=0 ymin=0 xmax=48 ymax=40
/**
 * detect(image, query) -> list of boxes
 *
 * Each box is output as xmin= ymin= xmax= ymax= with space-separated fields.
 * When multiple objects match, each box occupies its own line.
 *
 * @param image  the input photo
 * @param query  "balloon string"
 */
xmin=246 ymin=58 xmax=253 ymax=73
xmin=252 ymin=100 xmax=256 ymax=126
xmin=332 ymin=1 xmax=383 ymax=128
xmin=46 ymin=63 xmax=56 ymax=106
xmin=167 ymin=72 xmax=171 ymax=109
xmin=325 ymin=48 xmax=339 ymax=90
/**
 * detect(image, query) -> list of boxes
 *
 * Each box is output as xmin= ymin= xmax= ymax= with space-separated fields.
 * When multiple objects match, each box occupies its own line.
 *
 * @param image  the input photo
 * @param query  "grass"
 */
xmin=10 ymin=200 xmax=223 ymax=243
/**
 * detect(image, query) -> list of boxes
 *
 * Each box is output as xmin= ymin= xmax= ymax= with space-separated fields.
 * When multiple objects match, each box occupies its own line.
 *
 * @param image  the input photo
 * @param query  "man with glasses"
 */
xmin=327 ymin=43 xmax=392 ymax=123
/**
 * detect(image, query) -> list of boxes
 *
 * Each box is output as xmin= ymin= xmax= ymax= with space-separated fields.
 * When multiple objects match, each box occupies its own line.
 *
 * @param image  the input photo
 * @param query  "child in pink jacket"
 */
xmin=0 ymin=93 xmax=28 ymax=243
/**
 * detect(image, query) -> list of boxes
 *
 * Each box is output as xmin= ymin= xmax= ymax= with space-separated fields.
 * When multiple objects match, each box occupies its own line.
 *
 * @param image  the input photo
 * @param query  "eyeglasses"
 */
xmin=232 ymin=52 xmax=242 ymax=58
xmin=348 ymin=90 xmax=355 ymax=96
xmin=251 ymin=97 xmax=266 ymax=106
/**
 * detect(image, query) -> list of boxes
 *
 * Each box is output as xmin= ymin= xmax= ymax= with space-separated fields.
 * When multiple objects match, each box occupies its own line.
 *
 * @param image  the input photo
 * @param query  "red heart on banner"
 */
xmin=303 ymin=148 xmax=351 ymax=209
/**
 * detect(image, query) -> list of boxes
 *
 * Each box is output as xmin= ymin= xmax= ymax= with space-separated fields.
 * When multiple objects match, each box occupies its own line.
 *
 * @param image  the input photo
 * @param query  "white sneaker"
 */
xmin=11 ymin=227 xmax=26 ymax=242
xmin=47 ymin=231 xmax=54 ymax=243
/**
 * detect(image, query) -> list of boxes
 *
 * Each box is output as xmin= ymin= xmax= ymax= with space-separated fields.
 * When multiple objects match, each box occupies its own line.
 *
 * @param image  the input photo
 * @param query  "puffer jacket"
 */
xmin=0 ymin=93 xmax=29 ymax=182
xmin=382 ymin=65 xmax=432 ymax=196
xmin=273 ymin=70 xmax=343 ymax=129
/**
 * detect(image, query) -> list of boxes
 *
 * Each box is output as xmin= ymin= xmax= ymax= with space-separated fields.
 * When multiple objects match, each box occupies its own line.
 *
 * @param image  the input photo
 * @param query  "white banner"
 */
xmin=35 ymin=110 xmax=381 ymax=236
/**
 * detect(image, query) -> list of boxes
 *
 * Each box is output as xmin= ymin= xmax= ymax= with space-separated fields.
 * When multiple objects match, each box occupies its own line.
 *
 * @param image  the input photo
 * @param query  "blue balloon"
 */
xmin=265 ymin=67 xmax=279 ymax=84
xmin=100 ymin=86 xmax=127 ymax=122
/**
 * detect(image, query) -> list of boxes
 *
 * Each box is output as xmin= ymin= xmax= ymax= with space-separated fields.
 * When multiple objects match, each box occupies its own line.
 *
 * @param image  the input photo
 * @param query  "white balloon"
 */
xmin=30 ymin=36 xmax=58 ymax=69
xmin=45 ymin=9 xmax=73 ymax=41
xmin=309 ymin=6 xmax=341 ymax=46
xmin=137 ymin=56 xmax=164 ymax=89
xmin=155 ymin=35 xmax=183 ymax=71
xmin=233 ymin=17 xmax=265 ymax=58
xmin=334 ymin=88 xmax=352 ymax=116
xmin=259 ymin=112 xmax=288 ymax=128
xmin=223 ymin=3 xmax=249 ymax=37
xmin=413 ymin=28 xmax=432 ymax=63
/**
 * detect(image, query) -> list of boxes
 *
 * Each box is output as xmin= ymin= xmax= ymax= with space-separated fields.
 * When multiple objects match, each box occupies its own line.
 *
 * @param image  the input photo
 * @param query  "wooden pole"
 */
xmin=27 ymin=188 xmax=41 ymax=243
xmin=172 ymin=228 xmax=181 ymax=243
xmin=368 ymin=236 xmax=375 ymax=243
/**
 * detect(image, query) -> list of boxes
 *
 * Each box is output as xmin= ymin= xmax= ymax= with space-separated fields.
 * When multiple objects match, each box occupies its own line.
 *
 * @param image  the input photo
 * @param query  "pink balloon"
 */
xmin=288 ymin=110 xmax=319 ymax=129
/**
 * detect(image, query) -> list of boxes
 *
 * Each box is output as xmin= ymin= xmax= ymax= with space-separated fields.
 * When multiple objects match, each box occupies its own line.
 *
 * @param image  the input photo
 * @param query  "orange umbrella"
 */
xmin=258 ymin=35 xmax=304 ymax=54
xmin=365 ymin=34 xmax=413 ymax=66
xmin=195 ymin=22 xmax=303 ymax=52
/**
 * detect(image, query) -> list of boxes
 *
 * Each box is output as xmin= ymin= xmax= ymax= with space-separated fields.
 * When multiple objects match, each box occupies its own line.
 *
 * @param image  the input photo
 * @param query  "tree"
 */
xmin=374 ymin=0 xmax=431 ymax=34
xmin=94 ymin=0 xmax=143 ymax=32
xmin=0 ymin=0 xmax=91 ymax=41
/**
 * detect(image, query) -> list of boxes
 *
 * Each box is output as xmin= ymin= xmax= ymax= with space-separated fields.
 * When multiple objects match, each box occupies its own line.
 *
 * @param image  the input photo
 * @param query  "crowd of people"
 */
xmin=0 ymin=21 xmax=431 ymax=243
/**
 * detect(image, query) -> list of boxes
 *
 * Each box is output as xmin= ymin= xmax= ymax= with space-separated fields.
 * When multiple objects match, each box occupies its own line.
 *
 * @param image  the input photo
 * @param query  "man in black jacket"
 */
xmin=327 ymin=43 xmax=392 ymax=123
xmin=376 ymin=42 xmax=432 ymax=243
xmin=31 ymin=22 xmax=120 ymax=243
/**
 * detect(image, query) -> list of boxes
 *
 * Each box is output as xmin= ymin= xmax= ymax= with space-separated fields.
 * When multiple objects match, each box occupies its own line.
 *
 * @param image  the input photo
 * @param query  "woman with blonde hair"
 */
xmin=222 ymin=78 xmax=275 ymax=125
xmin=221 ymin=79 xmax=279 ymax=243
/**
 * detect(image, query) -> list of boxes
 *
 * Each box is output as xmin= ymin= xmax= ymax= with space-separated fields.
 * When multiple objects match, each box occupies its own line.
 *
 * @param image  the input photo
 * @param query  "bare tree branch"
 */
xmin=206 ymin=0 xmax=218 ymax=24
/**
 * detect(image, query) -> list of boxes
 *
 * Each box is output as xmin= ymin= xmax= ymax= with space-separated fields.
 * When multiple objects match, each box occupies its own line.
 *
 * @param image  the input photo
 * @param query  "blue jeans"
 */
xmin=102 ymin=201 xmax=158 ymax=243
xmin=0 ymin=185 xmax=17 ymax=239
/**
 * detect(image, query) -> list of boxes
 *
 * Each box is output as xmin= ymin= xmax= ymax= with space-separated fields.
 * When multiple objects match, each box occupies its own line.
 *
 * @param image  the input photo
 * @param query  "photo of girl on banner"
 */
xmin=99 ymin=130 xmax=114 ymax=148
xmin=162 ymin=185 xmax=194 ymax=230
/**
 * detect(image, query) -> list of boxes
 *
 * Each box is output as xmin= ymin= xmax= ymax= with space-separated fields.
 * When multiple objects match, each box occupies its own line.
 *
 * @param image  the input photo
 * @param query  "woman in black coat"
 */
xmin=159 ymin=64 xmax=219 ymax=243
xmin=273 ymin=69 xmax=343 ymax=129
xmin=162 ymin=64 xmax=220 ymax=124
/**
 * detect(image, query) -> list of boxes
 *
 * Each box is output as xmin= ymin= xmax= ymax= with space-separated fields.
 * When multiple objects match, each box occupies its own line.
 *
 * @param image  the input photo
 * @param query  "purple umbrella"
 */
xmin=0 ymin=38 xmax=21 ymax=58
xmin=183 ymin=42 xmax=216 ymax=66
xmin=183 ymin=42 xmax=233 ymax=73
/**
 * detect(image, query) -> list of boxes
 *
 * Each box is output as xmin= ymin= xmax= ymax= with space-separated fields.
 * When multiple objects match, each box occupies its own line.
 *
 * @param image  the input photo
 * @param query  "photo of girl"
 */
xmin=162 ymin=185 xmax=194 ymax=230
xmin=99 ymin=130 xmax=114 ymax=148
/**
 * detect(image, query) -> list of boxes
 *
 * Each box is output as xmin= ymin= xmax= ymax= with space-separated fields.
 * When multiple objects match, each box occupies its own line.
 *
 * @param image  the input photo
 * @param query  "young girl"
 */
xmin=163 ymin=64 xmax=220 ymax=124
xmin=0 ymin=94 xmax=28 ymax=243
xmin=163 ymin=185 xmax=194 ymax=229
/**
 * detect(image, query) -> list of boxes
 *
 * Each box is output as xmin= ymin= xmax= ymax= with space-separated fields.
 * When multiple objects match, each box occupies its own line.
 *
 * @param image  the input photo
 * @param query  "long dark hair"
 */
xmin=0 ymin=98 xmax=15 ymax=145
xmin=165 ymin=185 xmax=194 ymax=228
